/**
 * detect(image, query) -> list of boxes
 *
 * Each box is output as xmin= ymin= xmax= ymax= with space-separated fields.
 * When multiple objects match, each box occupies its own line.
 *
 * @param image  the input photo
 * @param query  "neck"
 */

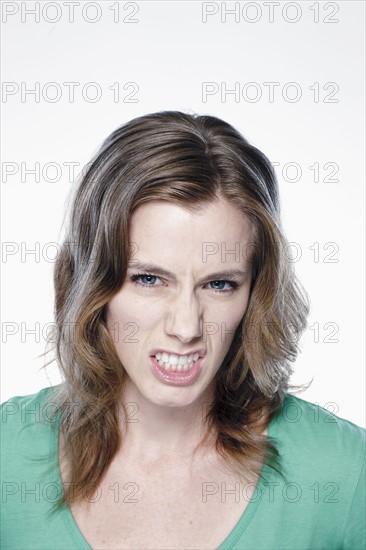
xmin=117 ymin=380 xmax=217 ymax=466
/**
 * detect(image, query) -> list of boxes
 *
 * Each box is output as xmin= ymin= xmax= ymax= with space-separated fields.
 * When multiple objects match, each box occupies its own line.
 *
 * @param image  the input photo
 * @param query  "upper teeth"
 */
xmin=155 ymin=352 xmax=200 ymax=371
xmin=156 ymin=352 xmax=200 ymax=364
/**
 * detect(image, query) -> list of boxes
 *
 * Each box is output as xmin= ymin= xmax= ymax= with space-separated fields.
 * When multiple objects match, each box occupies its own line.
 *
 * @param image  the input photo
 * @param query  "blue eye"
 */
xmin=131 ymin=273 xmax=159 ymax=286
xmin=129 ymin=273 xmax=239 ymax=294
xmin=208 ymin=280 xmax=239 ymax=293
xmin=213 ymin=281 xmax=239 ymax=294
xmin=129 ymin=273 xmax=161 ymax=289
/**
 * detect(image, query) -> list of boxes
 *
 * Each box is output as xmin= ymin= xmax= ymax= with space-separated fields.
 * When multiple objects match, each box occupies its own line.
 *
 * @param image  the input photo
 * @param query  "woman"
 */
xmin=1 ymin=111 xmax=365 ymax=550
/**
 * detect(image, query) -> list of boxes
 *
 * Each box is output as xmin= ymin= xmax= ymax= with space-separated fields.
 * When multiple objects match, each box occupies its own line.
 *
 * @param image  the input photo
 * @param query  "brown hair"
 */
xmin=44 ymin=110 xmax=311 ymax=510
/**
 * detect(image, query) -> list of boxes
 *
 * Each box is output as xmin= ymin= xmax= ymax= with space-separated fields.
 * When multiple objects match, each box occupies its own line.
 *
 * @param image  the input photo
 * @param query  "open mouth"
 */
xmin=150 ymin=354 xmax=204 ymax=385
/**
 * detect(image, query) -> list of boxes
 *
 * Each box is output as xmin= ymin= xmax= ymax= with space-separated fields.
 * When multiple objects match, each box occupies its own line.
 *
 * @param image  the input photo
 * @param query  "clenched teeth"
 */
xmin=155 ymin=352 xmax=200 ymax=371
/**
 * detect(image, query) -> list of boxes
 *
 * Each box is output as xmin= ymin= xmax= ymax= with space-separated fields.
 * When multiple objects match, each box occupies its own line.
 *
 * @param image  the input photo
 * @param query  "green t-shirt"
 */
xmin=1 ymin=385 xmax=365 ymax=550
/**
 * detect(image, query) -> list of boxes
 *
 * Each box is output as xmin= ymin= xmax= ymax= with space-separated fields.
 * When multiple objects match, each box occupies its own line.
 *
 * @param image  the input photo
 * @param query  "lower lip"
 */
xmin=150 ymin=356 xmax=204 ymax=386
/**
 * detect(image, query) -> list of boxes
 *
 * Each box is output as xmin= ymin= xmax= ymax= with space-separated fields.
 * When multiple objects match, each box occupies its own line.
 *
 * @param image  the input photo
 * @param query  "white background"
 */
xmin=1 ymin=1 xmax=365 ymax=427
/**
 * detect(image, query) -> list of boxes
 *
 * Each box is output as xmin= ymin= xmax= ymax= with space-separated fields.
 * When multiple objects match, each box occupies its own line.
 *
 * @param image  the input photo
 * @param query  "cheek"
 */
xmin=106 ymin=293 xmax=163 ymax=339
xmin=207 ymin=294 xmax=249 ymax=347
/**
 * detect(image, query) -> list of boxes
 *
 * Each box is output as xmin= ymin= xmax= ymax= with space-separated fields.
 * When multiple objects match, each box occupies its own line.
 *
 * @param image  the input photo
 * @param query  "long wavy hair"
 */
xmin=44 ymin=110 xmax=311 ymax=510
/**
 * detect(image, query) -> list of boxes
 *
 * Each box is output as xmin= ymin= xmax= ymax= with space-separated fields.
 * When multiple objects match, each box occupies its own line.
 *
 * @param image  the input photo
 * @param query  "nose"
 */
xmin=165 ymin=288 xmax=202 ymax=343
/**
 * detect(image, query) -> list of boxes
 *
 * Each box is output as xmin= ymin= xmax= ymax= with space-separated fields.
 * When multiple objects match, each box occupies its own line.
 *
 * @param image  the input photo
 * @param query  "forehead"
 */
xmin=129 ymin=200 xmax=253 ymax=266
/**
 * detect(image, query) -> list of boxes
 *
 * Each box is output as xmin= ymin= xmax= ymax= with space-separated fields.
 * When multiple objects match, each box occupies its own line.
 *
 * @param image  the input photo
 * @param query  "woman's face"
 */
xmin=106 ymin=199 xmax=254 ymax=408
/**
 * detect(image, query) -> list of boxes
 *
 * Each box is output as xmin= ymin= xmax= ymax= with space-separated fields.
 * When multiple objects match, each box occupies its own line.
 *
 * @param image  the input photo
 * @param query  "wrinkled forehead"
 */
xmin=128 ymin=200 xmax=255 ymax=269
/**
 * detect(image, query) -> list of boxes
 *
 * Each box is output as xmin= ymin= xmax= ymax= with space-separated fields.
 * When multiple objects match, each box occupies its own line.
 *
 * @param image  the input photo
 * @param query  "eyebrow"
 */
xmin=127 ymin=262 xmax=248 ymax=283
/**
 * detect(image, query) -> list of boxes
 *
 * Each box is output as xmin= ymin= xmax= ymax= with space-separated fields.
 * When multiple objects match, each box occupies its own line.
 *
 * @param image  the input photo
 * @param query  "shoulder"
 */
xmin=0 ymin=385 xmax=63 ymax=476
xmin=265 ymin=394 xmax=366 ymax=549
xmin=1 ymin=384 xmax=61 ymax=406
xmin=1 ymin=384 xmax=63 ymax=427
xmin=272 ymin=392 xmax=365 ymax=482
xmin=278 ymin=393 xmax=365 ymax=446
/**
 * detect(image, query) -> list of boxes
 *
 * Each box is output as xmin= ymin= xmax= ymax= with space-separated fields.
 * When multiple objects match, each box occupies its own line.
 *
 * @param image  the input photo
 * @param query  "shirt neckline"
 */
xmin=50 ymin=396 xmax=281 ymax=550
xmin=217 ymin=403 xmax=280 ymax=549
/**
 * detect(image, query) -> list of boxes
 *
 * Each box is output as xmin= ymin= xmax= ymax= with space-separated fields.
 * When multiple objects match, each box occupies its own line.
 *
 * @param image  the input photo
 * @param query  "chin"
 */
xmin=147 ymin=388 xmax=202 ymax=409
